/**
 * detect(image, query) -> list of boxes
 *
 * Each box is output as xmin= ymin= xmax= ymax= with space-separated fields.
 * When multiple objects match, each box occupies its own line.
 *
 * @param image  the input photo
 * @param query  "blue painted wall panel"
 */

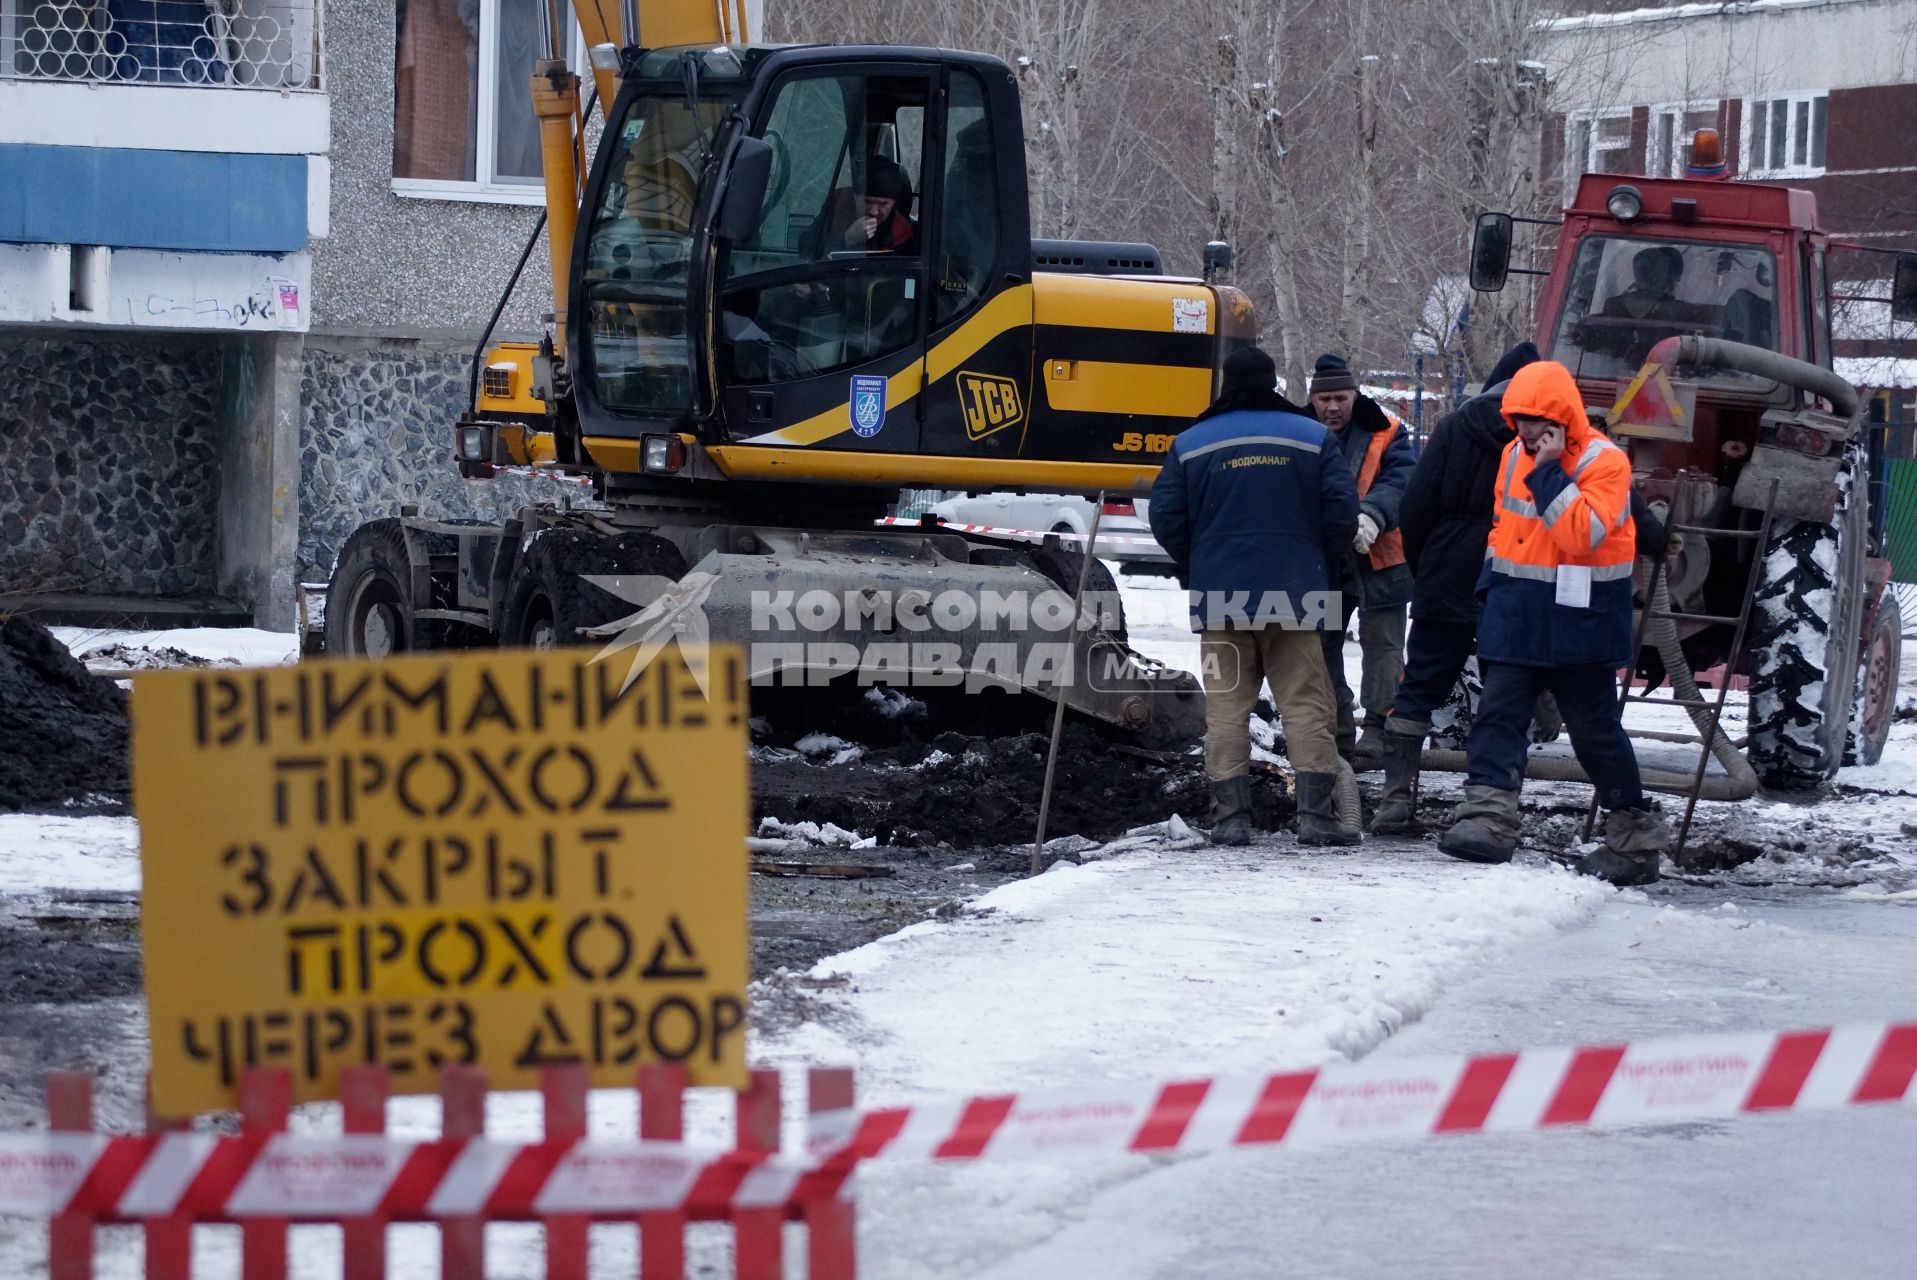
xmin=0 ymin=145 xmax=308 ymax=253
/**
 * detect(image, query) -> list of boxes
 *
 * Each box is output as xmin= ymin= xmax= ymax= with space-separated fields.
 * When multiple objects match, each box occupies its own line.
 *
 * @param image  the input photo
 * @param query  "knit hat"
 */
xmin=862 ymin=156 xmax=914 ymax=206
xmin=1218 ymin=346 xmax=1278 ymax=397
xmin=1308 ymin=353 xmax=1357 ymax=396
xmin=1483 ymin=340 xmax=1541 ymax=392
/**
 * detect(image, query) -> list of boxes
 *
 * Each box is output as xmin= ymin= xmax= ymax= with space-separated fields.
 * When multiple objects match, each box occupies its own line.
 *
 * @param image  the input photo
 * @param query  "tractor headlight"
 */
xmin=1606 ymin=184 xmax=1645 ymax=222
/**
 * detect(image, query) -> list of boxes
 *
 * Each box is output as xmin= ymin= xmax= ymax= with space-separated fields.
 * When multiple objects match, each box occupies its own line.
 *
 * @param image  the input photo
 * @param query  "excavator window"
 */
xmin=717 ymin=71 xmax=931 ymax=385
xmin=578 ymin=87 xmax=735 ymax=414
xmin=1552 ymin=236 xmax=1781 ymax=388
xmin=935 ymin=71 xmax=998 ymax=327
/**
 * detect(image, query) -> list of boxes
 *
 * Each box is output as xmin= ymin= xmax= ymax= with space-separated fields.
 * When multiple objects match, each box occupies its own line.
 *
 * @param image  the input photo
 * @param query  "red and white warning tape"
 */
xmin=4 ymin=1021 xmax=1911 ymax=1221
xmin=494 ymin=465 xmax=594 ymax=486
xmin=807 ymin=1020 xmax=1917 ymax=1163
xmin=0 ymin=1133 xmax=844 ymax=1222
xmin=874 ymin=516 xmax=1162 ymax=547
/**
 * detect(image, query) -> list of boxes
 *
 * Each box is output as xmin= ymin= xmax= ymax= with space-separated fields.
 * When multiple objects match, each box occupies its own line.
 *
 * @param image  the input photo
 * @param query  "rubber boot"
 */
xmin=1368 ymin=731 xmax=1423 ymax=835
xmin=1439 ymin=784 xmax=1520 ymax=864
xmin=1295 ymin=772 xmax=1362 ymax=846
xmin=1208 ymin=776 xmax=1253 ymax=846
xmin=1351 ymin=718 xmax=1387 ymax=773
xmin=1571 ymin=806 xmax=1671 ymax=887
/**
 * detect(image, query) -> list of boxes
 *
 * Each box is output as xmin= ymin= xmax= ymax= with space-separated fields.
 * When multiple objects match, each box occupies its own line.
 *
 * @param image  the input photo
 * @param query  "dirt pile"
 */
xmin=0 ymin=617 xmax=130 ymax=810
xmin=753 ymin=721 xmax=1296 ymax=848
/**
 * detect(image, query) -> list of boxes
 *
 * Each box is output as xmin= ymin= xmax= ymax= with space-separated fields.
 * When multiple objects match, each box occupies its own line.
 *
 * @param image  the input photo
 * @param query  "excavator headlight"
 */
xmin=457 ymin=423 xmax=492 ymax=462
xmin=1605 ymin=184 xmax=1645 ymax=223
xmin=588 ymin=43 xmax=621 ymax=71
xmin=642 ymin=434 xmax=687 ymax=474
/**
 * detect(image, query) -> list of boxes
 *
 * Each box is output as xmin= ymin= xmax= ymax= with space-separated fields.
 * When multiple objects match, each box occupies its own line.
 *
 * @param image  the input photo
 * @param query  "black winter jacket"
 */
xmin=1399 ymin=390 xmax=1512 ymax=625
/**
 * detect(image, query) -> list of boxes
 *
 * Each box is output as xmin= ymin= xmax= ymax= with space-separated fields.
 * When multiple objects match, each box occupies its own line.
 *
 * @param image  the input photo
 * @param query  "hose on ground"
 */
xmin=1418 ymin=574 xmax=1758 ymax=801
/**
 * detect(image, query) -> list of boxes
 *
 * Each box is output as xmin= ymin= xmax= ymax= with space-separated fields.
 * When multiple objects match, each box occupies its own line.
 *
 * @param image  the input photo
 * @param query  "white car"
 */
xmin=923 ymin=492 xmax=1172 ymax=567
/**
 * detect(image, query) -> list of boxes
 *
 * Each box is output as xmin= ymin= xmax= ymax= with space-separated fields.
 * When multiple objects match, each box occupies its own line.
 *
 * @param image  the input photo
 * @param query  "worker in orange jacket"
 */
xmin=1438 ymin=360 xmax=1672 ymax=885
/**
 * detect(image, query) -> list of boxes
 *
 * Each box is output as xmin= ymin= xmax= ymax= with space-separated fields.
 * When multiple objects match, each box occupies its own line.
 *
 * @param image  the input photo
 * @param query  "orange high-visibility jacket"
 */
xmin=1355 ymin=410 xmax=1408 ymax=572
xmin=1476 ymin=361 xmax=1637 ymax=669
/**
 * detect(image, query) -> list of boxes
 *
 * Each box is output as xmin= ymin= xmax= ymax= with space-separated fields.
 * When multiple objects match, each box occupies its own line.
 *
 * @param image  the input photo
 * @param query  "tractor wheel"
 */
xmin=324 ymin=519 xmax=448 ymax=658
xmin=499 ymin=528 xmax=687 ymax=650
xmin=1024 ymin=545 xmax=1128 ymax=641
xmin=1747 ymin=444 xmax=1869 ymax=791
xmin=1846 ymin=591 xmax=1902 ymax=767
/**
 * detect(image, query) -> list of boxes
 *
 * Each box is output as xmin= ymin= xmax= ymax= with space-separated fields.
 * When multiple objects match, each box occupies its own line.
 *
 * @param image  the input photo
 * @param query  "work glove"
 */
xmin=1353 ymin=513 xmax=1380 ymax=555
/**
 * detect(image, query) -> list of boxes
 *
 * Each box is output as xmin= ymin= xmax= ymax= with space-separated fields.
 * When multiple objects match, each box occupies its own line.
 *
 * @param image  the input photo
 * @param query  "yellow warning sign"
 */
xmin=133 ymin=646 xmax=749 ymax=1115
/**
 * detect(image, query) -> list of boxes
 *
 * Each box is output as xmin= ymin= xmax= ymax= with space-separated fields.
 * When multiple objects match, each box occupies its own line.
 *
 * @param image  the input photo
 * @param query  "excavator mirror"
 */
xmin=1892 ymin=251 xmax=1917 ymax=324
xmin=1469 ymin=211 xmax=1513 ymax=292
xmin=717 ymin=136 xmax=775 ymax=244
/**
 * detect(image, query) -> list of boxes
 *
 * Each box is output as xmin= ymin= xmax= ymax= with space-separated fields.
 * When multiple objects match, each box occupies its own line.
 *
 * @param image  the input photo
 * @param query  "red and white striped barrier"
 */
xmin=808 ymin=1021 xmax=1917 ymax=1163
xmin=495 ymin=465 xmax=594 ymax=486
xmin=0 ymin=1134 xmax=851 ymax=1222
xmin=7 ymin=1022 xmax=1912 ymax=1225
xmin=874 ymin=516 xmax=1162 ymax=547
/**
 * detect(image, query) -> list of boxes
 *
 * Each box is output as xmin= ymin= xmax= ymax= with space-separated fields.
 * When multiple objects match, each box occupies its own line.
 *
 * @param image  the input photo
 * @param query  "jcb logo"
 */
xmin=957 ymin=373 xmax=1024 ymax=441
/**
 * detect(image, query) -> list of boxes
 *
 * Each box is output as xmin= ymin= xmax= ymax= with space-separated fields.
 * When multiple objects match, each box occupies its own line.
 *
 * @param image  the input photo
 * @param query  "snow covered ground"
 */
xmin=4 ymin=592 xmax=1917 ymax=1277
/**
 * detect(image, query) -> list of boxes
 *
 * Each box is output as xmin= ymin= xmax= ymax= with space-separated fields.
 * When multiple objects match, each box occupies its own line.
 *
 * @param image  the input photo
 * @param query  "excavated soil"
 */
xmin=749 ymin=691 xmax=1298 ymax=848
xmin=0 ymin=617 xmax=130 ymax=811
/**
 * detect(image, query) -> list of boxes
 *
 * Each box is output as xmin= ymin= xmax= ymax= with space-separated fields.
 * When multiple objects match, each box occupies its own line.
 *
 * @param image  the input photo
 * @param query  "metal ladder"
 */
xmin=1581 ymin=476 xmax=1779 ymax=861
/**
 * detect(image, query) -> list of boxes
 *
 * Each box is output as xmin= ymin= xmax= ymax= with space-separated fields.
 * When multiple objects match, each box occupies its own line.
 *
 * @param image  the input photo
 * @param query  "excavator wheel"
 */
xmin=325 ymin=519 xmax=451 ymax=658
xmin=1021 ymin=545 xmax=1128 ymax=642
xmin=499 ymin=528 xmax=687 ymax=650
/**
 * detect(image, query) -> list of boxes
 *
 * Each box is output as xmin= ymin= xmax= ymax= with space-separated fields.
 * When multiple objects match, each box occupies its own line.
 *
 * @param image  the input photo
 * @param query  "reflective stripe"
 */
xmin=1487 ymin=555 xmax=1556 ymax=582
xmin=1613 ymin=505 xmax=1630 ymax=529
xmin=1501 ymin=495 xmax=1537 ymax=517
xmin=1540 ymin=484 xmax=1580 ymax=528
xmin=1572 ymin=437 xmax=1621 ymax=478
xmin=1487 ymin=555 xmax=1634 ymax=583
xmin=1181 ymin=433 xmax=1323 ymax=462
xmin=1588 ymin=519 xmax=1610 ymax=551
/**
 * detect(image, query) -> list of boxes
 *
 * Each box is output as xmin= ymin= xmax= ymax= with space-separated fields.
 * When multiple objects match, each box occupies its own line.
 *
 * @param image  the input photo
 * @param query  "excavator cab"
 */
xmin=571 ymin=46 xmax=1036 ymax=478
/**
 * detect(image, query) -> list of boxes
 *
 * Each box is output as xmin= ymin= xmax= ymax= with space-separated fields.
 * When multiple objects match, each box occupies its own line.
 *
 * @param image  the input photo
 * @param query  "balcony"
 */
xmin=1 ymin=0 xmax=322 ymax=91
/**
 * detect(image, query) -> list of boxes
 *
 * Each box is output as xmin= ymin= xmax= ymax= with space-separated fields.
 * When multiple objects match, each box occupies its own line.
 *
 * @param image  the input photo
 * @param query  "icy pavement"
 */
xmin=0 ymin=815 xmax=138 ymax=894
xmin=944 ymin=888 xmax=1917 ymax=1280
xmin=49 ymin=626 xmax=298 ymax=671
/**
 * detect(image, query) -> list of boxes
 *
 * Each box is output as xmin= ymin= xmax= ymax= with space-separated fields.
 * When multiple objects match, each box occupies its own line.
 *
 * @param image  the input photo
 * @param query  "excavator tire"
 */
xmin=499 ymin=528 xmax=687 ymax=650
xmin=1747 ymin=443 xmax=1869 ymax=791
xmin=325 ymin=519 xmax=456 ymax=657
xmin=1022 ymin=545 xmax=1128 ymax=641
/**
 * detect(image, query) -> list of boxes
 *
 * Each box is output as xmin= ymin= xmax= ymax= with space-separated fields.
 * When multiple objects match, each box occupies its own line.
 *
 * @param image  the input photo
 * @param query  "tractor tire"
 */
xmin=1747 ymin=444 xmax=1869 ymax=791
xmin=324 ymin=519 xmax=451 ymax=658
xmin=1846 ymin=591 xmax=1902 ymax=768
xmin=499 ymin=528 xmax=687 ymax=650
xmin=1024 ymin=545 xmax=1128 ymax=641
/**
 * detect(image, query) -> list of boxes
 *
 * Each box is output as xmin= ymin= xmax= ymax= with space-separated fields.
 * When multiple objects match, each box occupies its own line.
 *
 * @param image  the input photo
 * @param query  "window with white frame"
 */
xmin=392 ymin=0 xmax=583 ymax=204
xmin=1648 ymin=101 xmax=1722 ymax=178
xmin=1742 ymin=92 xmax=1827 ymax=177
xmin=1564 ymin=107 xmax=1634 ymax=199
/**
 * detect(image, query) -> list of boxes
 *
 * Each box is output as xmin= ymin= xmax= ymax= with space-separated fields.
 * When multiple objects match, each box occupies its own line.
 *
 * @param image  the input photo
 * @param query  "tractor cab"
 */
xmin=1468 ymin=128 xmax=1914 ymax=790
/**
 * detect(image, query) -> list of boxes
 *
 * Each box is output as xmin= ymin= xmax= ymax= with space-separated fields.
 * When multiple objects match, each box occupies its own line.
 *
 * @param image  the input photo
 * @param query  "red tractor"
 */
xmin=1470 ymin=131 xmax=1917 ymax=792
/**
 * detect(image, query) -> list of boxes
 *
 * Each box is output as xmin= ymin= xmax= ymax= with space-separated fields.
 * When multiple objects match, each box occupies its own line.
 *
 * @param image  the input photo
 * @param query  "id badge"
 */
xmin=1555 ymin=564 xmax=1593 ymax=609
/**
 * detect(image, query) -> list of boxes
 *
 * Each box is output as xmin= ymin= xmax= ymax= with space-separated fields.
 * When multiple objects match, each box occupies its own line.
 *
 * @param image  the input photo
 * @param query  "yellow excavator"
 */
xmin=324 ymin=0 xmax=1251 ymax=741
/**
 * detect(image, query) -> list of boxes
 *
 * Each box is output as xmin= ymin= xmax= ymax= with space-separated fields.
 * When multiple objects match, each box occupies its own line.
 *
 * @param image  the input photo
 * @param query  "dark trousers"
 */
xmin=1466 ymin=661 xmax=1646 ymax=812
xmin=1390 ymin=617 xmax=1478 ymax=729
